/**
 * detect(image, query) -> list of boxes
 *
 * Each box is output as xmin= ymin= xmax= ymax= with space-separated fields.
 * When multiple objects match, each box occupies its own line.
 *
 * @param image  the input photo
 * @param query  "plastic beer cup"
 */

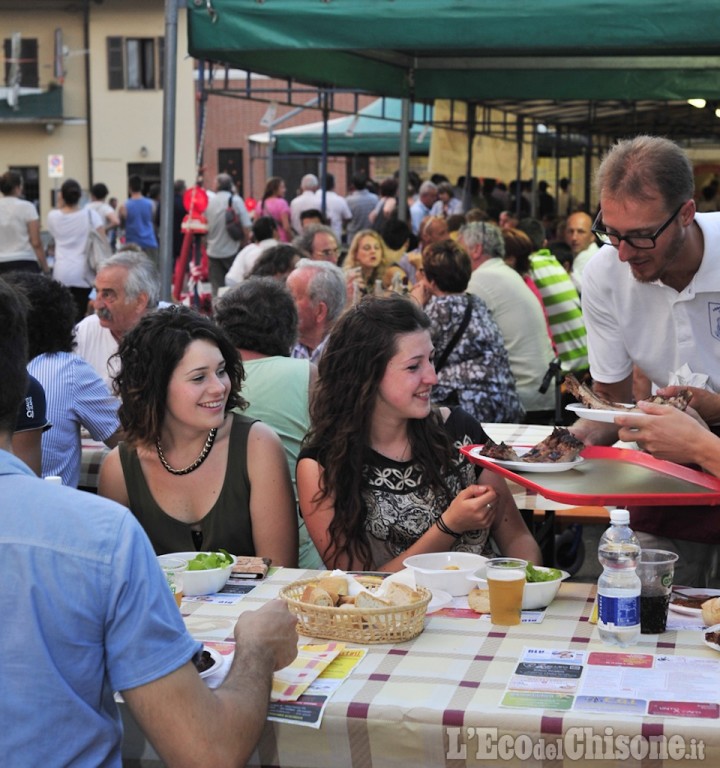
xmin=157 ymin=555 xmax=188 ymax=608
xmin=485 ymin=558 xmax=527 ymax=626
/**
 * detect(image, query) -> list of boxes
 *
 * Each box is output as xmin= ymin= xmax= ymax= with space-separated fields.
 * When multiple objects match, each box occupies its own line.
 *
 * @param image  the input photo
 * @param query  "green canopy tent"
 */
xmin=186 ymin=0 xmax=720 ymax=211
xmin=187 ymin=0 xmax=720 ymax=108
xmin=151 ymin=0 xmax=720 ymax=298
xmin=249 ymin=98 xmax=433 ymax=156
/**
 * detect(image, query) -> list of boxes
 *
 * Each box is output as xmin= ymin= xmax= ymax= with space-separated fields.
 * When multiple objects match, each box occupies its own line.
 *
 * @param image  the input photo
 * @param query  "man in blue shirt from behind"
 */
xmin=0 ymin=277 xmax=298 ymax=767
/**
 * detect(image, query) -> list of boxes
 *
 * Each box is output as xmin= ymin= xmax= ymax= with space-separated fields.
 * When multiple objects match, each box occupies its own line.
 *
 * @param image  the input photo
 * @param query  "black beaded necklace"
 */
xmin=156 ymin=428 xmax=218 ymax=476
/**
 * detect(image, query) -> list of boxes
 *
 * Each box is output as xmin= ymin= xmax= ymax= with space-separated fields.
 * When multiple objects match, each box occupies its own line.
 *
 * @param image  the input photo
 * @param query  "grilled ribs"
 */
xmin=521 ymin=427 xmax=585 ymax=463
xmin=479 ymin=439 xmax=520 ymax=461
xmin=480 ymin=427 xmax=584 ymax=464
xmin=564 ymin=374 xmax=692 ymax=412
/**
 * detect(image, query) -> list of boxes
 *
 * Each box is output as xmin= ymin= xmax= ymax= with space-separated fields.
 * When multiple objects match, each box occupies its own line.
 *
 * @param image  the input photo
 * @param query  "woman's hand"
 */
xmin=442 ymin=484 xmax=498 ymax=533
xmin=409 ymin=280 xmax=431 ymax=307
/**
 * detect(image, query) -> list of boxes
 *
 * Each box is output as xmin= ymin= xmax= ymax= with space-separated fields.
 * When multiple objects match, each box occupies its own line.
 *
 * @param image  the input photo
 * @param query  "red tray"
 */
xmin=460 ymin=445 xmax=720 ymax=506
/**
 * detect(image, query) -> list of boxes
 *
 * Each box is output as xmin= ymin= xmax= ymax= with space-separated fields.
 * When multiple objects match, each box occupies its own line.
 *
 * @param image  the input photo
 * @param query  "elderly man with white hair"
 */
xmin=290 ymin=173 xmax=320 ymax=235
xmin=74 ymin=249 xmax=160 ymax=392
xmin=286 ymin=258 xmax=347 ymax=363
xmin=409 ymin=180 xmax=438 ymax=235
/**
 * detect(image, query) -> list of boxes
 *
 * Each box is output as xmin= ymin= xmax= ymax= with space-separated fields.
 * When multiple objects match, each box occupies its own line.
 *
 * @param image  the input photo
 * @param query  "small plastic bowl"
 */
xmin=403 ymin=552 xmax=489 ymax=596
xmin=167 ymin=551 xmax=237 ymax=596
xmin=468 ymin=565 xmax=569 ymax=610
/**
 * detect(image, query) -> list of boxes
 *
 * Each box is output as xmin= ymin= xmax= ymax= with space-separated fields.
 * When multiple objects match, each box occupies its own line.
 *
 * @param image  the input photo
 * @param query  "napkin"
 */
xmin=327 ymin=568 xmax=417 ymax=598
xmin=382 ymin=568 xmax=418 ymax=589
xmin=668 ymin=363 xmax=711 ymax=391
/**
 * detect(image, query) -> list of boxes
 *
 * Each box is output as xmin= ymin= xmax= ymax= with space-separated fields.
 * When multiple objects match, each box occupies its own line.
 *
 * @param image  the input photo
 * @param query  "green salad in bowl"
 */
xmin=168 ymin=550 xmax=237 ymax=595
xmin=186 ymin=550 xmax=234 ymax=571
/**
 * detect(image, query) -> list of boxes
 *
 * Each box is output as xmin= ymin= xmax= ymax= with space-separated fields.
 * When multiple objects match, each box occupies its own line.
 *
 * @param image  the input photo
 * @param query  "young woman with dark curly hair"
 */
xmin=98 ymin=305 xmax=298 ymax=563
xmin=297 ymin=294 xmax=541 ymax=571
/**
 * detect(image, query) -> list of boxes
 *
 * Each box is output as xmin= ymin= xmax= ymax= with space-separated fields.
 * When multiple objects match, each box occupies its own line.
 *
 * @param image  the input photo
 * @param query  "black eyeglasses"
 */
xmin=591 ymin=202 xmax=685 ymax=250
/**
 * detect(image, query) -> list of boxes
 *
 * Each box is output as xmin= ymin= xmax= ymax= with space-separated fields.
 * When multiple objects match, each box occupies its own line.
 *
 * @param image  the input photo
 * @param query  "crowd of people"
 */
xmin=4 ymin=134 xmax=720 ymax=762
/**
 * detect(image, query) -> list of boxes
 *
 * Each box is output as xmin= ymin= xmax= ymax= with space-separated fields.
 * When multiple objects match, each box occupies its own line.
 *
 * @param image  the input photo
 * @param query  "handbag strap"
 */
xmin=434 ymin=294 xmax=474 ymax=373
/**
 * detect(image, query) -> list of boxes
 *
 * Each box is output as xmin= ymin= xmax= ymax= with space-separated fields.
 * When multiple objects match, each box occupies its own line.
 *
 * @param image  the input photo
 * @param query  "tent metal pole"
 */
xmin=554 ymin=131 xmax=560 ymax=218
xmin=320 ymin=90 xmax=329 ymax=217
xmin=267 ymin=127 xmax=274 ymax=178
xmin=158 ymin=0 xmax=180 ymax=303
xmin=584 ymin=133 xmax=593 ymax=213
xmin=531 ymin=123 xmax=539 ymax=219
xmin=514 ymin=116 xmax=524 ymax=217
xmin=463 ymin=102 xmax=476 ymax=212
xmin=397 ymin=98 xmax=410 ymax=223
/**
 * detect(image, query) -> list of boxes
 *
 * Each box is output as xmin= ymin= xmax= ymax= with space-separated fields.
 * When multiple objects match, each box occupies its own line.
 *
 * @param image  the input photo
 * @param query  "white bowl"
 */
xmin=403 ymin=552 xmax=488 ymax=596
xmin=468 ymin=565 xmax=569 ymax=610
xmin=168 ymin=551 xmax=237 ymax=596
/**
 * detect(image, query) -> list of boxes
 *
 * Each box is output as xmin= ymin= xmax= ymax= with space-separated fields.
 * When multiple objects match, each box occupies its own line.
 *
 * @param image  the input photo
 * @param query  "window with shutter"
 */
xmin=106 ymin=36 xmax=164 ymax=91
xmin=107 ymin=36 xmax=124 ymax=90
xmin=3 ymin=38 xmax=38 ymax=88
xmin=158 ymin=37 xmax=164 ymax=90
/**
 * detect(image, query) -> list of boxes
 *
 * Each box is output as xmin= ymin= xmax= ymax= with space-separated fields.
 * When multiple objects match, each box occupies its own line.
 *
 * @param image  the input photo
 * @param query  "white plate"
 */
xmin=565 ymin=402 xmax=641 ymax=423
xmin=195 ymin=645 xmax=224 ymax=679
xmin=427 ymin=589 xmax=453 ymax=613
xmin=703 ymin=623 xmax=720 ymax=652
xmin=669 ymin=589 xmax=720 ymax=617
xmin=469 ymin=445 xmax=583 ymax=473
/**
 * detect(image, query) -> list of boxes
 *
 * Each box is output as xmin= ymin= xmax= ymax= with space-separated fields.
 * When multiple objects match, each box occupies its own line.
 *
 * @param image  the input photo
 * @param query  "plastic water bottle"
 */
xmin=597 ymin=509 xmax=641 ymax=647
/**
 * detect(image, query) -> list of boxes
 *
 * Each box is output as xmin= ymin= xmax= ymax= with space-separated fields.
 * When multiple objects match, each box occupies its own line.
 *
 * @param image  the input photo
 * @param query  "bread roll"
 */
xmin=300 ymin=585 xmax=335 ymax=607
xmin=384 ymin=582 xmax=423 ymax=606
xmin=337 ymin=595 xmax=356 ymax=606
xmin=355 ymin=591 xmax=392 ymax=610
xmin=702 ymin=596 xmax=720 ymax=626
xmin=318 ymin=576 xmax=349 ymax=596
xmin=468 ymin=586 xmax=491 ymax=614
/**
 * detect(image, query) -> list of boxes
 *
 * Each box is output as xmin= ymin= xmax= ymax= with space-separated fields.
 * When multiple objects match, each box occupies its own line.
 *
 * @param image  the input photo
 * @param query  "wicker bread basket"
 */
xmin=279 ymin=576 xmax=431 ymax=644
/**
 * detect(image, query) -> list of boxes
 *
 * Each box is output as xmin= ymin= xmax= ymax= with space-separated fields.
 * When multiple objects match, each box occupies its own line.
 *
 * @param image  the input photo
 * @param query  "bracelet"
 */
xmin=435 ymin=515 xmax=462 ymax=539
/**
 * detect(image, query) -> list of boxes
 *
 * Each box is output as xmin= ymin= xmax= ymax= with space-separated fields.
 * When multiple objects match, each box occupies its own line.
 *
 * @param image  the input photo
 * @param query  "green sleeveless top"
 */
xmin=119 ymin=414 xmax=257 ymax=556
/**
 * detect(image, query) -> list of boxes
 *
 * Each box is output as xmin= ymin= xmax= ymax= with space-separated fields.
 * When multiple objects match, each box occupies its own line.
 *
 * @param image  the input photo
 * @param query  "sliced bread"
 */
xmin=468 ymin=586 xmax=491 ymax=614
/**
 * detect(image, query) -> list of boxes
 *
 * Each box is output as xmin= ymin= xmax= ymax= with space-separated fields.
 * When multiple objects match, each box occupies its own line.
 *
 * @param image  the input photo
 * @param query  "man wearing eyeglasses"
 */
xmin=294 ymin=224 xmax=341 ymax=265
xmin=572 ymin=134 xmax=720 ymax=587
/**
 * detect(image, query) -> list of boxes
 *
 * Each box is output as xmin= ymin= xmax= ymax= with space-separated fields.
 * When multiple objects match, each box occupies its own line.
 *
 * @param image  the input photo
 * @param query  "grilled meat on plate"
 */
xmin=480 ymin=428 xmax=583 ymax=464
xmin=564 ymin=373 xmax=692 ymax=412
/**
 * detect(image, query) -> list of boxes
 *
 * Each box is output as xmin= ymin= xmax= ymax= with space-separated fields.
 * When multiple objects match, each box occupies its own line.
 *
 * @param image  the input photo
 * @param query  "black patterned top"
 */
xmin=300 ymin=408 xmax=493 ymax=569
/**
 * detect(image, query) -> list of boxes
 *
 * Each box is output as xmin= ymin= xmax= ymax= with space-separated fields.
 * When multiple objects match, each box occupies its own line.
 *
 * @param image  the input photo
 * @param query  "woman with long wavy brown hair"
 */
xmin=297 ymin=294 xmax=540 ymax=571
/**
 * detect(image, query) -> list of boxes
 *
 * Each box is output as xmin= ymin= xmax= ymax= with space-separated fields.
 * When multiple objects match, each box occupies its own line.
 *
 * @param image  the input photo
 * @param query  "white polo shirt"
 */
xmin=582 ymin=212 xmax=720 ymax=391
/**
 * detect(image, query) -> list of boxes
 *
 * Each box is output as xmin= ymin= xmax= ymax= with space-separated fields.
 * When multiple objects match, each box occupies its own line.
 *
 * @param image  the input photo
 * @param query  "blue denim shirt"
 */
xmin=0 ymin=450 xmax=200 ymax=767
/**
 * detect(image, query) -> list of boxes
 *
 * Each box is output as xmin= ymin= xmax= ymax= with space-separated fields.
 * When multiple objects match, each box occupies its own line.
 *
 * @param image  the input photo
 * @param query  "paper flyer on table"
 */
xmin=500 ymin=647 xmax=720 ymax=719
xmin=267 ymin=647 xmax=368 ymax=728
xmin=271 ymin=643 xmax=344 ymax=701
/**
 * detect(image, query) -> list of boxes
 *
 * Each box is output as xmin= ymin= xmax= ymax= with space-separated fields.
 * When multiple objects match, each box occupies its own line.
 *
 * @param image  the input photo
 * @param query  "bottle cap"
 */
xmin=609 ymin=508 xmax=630 ymax=525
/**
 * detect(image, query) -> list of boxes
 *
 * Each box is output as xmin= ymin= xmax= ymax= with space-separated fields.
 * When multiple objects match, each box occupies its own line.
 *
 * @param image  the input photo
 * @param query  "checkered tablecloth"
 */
xmin=79 ymin=437 xmax=110 ymax=491
xmin=123 ymin=568 xmax=720 ymax=768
